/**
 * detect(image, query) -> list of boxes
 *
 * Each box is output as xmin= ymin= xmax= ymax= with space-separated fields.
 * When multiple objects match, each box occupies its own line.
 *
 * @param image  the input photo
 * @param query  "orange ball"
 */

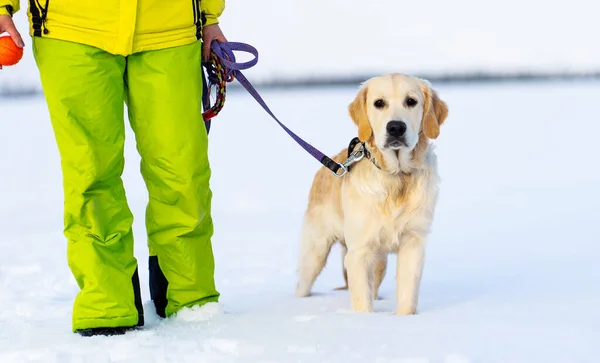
xmin=0 ymin=36 xmax=23 ymax=66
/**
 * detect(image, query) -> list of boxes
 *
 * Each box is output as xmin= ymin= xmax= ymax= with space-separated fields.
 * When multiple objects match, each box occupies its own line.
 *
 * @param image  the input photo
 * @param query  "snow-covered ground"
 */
xmin=0 ymin=79 xmax=599 ymax=362
xmin=2 ymin=0 xmax=600 ymax=92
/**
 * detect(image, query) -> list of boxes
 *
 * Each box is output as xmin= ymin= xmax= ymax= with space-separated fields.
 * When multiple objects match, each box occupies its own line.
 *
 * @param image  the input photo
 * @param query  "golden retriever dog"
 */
xmin=294 ymin=73 xmax=448 ymax=315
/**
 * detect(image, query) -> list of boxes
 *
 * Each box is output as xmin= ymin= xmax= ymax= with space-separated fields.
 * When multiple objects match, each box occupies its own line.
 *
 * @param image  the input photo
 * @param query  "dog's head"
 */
xmin=348 ymin=73 xmax=448 ymax=160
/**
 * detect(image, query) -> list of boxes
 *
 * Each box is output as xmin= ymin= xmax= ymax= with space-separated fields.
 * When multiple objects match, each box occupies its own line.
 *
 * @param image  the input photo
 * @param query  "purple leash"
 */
xmin=204 ymin=41 xmax=347 ymax=177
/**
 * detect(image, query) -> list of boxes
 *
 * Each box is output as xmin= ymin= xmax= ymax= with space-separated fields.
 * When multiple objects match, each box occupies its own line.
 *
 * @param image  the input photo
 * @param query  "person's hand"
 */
xmin=202 ymin=23 xmax=227 ymax=63
xmin=0 ymin=14 xmax=25 ymax=70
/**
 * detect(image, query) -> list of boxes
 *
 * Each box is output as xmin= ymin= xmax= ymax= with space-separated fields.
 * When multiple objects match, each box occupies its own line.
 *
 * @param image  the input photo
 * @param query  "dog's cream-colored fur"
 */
xmin=294 ymin=73 xmax=449 ymax=315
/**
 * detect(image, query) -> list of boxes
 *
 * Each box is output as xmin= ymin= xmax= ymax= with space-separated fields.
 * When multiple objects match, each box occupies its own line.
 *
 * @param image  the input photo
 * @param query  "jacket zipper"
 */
xmin=34 ymin=0 xmax=50 ymax=34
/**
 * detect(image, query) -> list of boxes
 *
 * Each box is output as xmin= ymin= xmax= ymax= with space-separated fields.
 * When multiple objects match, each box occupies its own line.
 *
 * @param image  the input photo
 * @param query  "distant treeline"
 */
xmin=2 ymin=71 xmax=600 ymax=98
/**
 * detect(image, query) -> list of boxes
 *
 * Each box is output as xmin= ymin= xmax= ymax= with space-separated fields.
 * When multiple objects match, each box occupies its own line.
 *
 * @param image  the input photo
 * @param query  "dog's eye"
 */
xmin=374 ymin=99 xmax=386 ymax=109
xmin=405 ymin=97 xmax=418 ymax=107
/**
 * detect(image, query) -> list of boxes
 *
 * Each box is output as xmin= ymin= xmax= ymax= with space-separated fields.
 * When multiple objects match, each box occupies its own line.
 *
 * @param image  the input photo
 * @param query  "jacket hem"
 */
xmin=133 ymin=32 xmax=201 ymax=54
xmin=30 ymin=23 xmax=201 ymax=56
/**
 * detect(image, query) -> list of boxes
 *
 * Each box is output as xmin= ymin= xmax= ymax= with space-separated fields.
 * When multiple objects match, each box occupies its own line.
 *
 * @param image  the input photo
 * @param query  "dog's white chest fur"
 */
xmin=341 ymin=151 xmax=439 ymax=253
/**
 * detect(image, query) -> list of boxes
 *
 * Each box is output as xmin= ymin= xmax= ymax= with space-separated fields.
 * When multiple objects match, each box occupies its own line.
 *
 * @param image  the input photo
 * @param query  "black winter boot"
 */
xmin=75 ymin=327 xmax=133 ymax=337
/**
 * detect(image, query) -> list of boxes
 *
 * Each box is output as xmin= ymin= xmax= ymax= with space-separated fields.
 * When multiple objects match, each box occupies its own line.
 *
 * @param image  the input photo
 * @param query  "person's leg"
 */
xmin=33 ymin=37 xmax=144 ymax=333
xmin=124 ymin=40 xmax=219 ymax=318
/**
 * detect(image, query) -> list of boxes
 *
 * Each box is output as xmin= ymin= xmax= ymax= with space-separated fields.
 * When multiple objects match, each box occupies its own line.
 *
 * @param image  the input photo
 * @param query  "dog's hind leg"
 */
xmin=334 ymin=241 xmax=349 ymax=291
xmin=373 ymin=255 xmax=387 ymax=300
xmin=295 ymin=222 xmax=335 ymax=297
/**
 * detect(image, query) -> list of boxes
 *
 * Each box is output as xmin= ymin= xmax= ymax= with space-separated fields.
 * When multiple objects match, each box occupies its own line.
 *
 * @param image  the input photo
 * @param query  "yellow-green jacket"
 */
xmin=0 ymin=0 xmax=225 ymax=56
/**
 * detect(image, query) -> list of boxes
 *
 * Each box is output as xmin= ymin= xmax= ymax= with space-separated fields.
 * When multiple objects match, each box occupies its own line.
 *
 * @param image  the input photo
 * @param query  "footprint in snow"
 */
xmin=293 ymin=315 xmax=316 ymax=322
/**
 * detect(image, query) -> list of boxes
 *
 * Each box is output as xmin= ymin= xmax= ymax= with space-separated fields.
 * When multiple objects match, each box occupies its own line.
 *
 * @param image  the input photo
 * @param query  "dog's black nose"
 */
xmin=386 ymin=121 xmax=407 ymax=137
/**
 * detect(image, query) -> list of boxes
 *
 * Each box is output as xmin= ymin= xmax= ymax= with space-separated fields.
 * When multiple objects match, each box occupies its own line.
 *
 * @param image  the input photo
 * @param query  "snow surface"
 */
xmin=1 ymin=79 xmax=600 ymax=362
xmin=2 ymin=0 xmax=600 ymax=91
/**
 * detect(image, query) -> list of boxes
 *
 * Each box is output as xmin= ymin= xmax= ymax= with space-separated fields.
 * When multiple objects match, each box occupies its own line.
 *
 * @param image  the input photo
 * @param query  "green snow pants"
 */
xmin=32 ymin=37 xmax=219 ymax=332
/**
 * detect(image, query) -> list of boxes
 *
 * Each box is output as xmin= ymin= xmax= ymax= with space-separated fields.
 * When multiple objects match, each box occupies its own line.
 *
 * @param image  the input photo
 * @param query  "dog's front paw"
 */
xmin=395 ymin=306 xmax=417 ymax=315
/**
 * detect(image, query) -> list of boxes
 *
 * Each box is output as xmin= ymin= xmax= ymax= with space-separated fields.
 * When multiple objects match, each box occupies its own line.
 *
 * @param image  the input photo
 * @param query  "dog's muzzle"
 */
xmin=385 ymin=120 xmax=408 ymax=148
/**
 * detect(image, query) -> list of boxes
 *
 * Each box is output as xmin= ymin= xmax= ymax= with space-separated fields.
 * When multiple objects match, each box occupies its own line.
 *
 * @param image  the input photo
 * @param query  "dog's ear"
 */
xmin=348 ymin=85 xmax=372 ymax=142
xmin=421 ymin=84 xmax=448 ymax=139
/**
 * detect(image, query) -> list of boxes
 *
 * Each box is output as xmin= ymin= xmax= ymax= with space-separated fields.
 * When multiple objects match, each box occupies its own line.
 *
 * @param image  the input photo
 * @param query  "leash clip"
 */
xmin=334 ymin=144 xmax=366 ymax=178
xmin=333 ymin=164 xmax=348 ymax=177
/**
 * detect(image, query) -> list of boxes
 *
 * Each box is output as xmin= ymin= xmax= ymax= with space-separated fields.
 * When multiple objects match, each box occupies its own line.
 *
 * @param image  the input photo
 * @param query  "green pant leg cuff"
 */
xmin=165 ymin=295 xmax=220 ymax=317
xmin=72 ymin=314 xmax=141 ymax=332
